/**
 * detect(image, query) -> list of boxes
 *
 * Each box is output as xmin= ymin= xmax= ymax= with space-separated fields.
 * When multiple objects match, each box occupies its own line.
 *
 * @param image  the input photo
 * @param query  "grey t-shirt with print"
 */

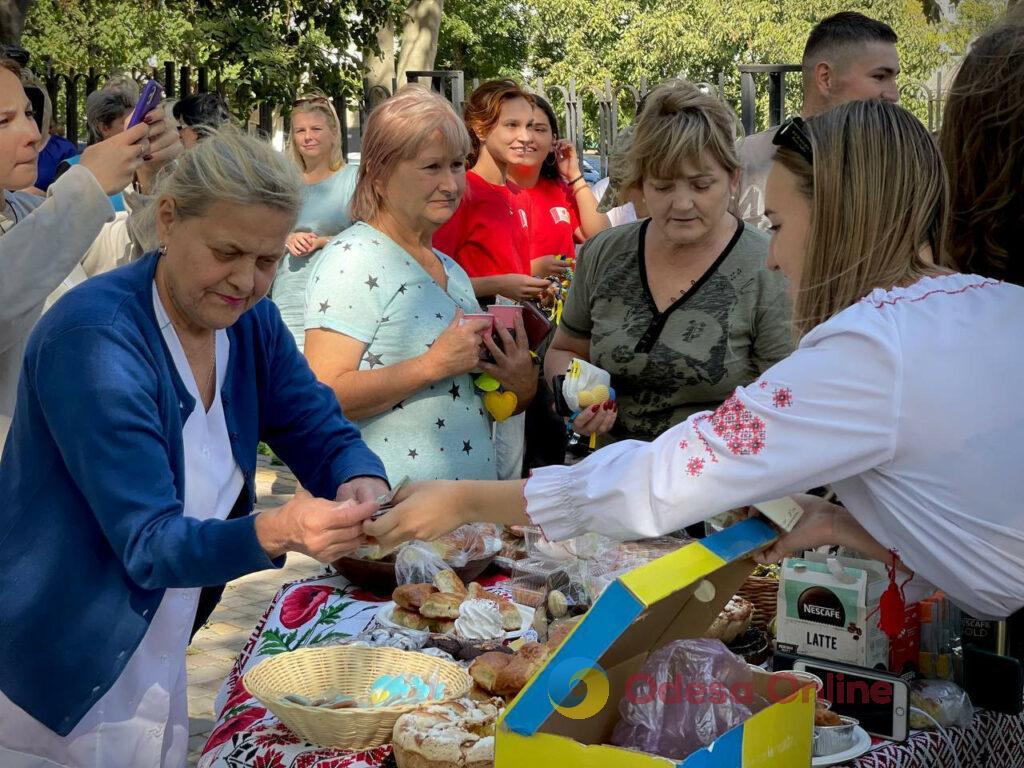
xmin=560 ymin=217 xmax=793 ymax=443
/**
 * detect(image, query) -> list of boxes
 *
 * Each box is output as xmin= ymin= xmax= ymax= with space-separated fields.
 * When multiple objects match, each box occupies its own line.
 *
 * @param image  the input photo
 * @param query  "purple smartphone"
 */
xmin=126 ymin=79 xmax=164 ymax=129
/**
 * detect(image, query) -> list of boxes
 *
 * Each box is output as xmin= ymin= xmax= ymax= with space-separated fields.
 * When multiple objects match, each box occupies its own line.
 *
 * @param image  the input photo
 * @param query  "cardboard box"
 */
xmin=497 ymin=519 xmax=814 ymax=767
xmin=775 ymin=553 xmax=889 ymax=669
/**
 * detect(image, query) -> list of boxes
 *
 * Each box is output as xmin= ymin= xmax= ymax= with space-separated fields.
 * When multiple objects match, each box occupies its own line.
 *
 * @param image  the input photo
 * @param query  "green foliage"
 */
xmin=23 ymin=0 xmax=406 ymax=120
xmin=517 ymin=0 xmax=1007 ymax=143
xmin=23 ymin=0 xmax=195 ymax=74
xmin=435 ymin=0 xmax=530 ymax=80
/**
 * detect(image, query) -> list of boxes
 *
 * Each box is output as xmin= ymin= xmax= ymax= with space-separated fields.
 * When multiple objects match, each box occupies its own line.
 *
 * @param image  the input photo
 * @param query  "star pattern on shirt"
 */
xmin=318 ymin=300 xmax=330 ymax=313
xmin=363 ymin=351 xmax=383 ymax=368
xmin=408 ymin=448 xmax=418 ymax=459
xmin=314 ymin=275 xmax=320 ymax=283
xmin=436 ymin=418 xmax=446 ymax=429
xmin=365 ymin=275 xmax=380 ymax=290
xmin=342 ymin=243 xmax=352 ymax=251
xmin=448 ymin=382 xmax=461 ymax=400
xmin=435 ymin=313 xmax=444 ymax=320
xmin=397 ymin=283 xmax=408 ymax=294
xmin=380 ymin=316 xmax=390 ymax=324
xmin=462 ymin=440 xmax=473 ymax=454
xmin=371 ymin=239 xmax=381 ymax=246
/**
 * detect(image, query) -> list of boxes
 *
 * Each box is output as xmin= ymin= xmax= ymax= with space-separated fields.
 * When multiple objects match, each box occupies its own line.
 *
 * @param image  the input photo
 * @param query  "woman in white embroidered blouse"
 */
xmin=365 ymin=100 xmax=1024 ymax=621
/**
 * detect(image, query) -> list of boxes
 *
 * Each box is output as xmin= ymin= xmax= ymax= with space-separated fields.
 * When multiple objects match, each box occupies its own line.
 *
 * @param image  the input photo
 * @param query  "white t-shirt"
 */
xmin=526 ymin=273 xmax=1024 ymax=619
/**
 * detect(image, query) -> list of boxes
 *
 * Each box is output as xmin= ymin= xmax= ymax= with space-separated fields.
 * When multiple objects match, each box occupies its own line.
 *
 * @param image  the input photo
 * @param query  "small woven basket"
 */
xmin=243 ymin=645 xmax=472 ymax=750
xmin=737 ymin=575 xmax=780 ymax=631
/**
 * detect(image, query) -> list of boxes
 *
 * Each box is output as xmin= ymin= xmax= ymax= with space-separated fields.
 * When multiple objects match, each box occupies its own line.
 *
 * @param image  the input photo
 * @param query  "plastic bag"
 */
xmin=562 ymin=358 xmax=612 ymax=412
xmin=611 ymin=639 xmax=756 ymax=761
xmin=423 ymin=524 xmax=502 ymax=568
xmin=394 ymin=541 xmax=450 ymax=586
xmin=910 ymin=679 xmax=973 ymax=729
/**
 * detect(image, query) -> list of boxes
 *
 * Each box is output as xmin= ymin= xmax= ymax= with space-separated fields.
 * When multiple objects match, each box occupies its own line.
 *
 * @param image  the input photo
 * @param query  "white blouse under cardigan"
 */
xmin=0 ymin=284 xmax=243 ymax=768
xmin=526 ymin=274 xmax=1024 ymax=620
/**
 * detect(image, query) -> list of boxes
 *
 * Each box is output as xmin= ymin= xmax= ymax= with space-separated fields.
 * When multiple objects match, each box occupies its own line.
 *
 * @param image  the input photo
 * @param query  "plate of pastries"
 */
xmin=375 ymin=569 xmax=534 ymax=641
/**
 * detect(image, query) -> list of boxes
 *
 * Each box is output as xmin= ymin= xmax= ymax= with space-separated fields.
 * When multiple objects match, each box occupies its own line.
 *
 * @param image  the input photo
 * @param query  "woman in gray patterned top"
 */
xmin=544 ymin=80 xmax=793 ymax=444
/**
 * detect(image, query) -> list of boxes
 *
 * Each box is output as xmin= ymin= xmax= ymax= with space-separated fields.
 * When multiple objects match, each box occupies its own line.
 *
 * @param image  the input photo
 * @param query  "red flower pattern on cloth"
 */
xmin=219 ymin=680 xmax=255 ymax=717
xmin=279 ymin=585 xmax=334 ymax=629
xmin=254 ymin=725 xmax=303 ymax=749
xmin=293 ymin=747 xmax=392 ymax=768
xmin=759 ymin=380 xmax=769 ymax=390
xmin=678 ymin=439 xmax=689 ymax=450
xmin=252 ymin=749 xmax=286 ymax=768
xmin=709 ymin=394 xmax=766 ymax=456
xmin=771 ymin=387 xmax=793 ymax=409
xmin=686 ymin=457 xmax=705 ymax=477
xmin=347 ymin=587 xmax=390 ymax=603
xmin=205 ymin=706 xmax=269 ymax=752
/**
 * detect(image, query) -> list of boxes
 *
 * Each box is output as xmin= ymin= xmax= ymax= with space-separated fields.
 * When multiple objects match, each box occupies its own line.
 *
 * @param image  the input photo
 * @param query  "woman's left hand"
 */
xmin=363 ymin=480 xmax=465 ymax=551
xmin=554 ymin=139 xmax=580 ymax=182
xmin=336 ymin=476 xmax=390 ymax=505
xmin=752 ymin=494 xmax=842 ymax=565
xmin=479 ymin=314 xmax=537 ymax=407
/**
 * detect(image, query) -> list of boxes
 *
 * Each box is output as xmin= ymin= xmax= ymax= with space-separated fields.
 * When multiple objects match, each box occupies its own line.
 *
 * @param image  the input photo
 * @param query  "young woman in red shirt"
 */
xmin=507 ymin=95 xmax=609 ymax=271
xmin=433 ymin=80 xmax=552 ymax=302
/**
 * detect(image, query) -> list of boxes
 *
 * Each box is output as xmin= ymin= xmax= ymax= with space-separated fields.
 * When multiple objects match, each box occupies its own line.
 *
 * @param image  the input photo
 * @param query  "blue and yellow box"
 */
xmin=497 ymin=518 xmax=814 ymax=767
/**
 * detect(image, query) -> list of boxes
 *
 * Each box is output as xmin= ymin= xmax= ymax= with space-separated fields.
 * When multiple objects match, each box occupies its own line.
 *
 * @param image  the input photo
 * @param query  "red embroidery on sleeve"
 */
xmin=759 ymin=380 xmax=770 ymax=390
xmin=710 ymin=394 xmax=767 ymax=455
xmin=678 ymin=439 xmax=689 ymax=450
xmin=771 ymin=387 xmax=793 ymax=408
xmin=686 ymin=457 xmax=705 ymax=476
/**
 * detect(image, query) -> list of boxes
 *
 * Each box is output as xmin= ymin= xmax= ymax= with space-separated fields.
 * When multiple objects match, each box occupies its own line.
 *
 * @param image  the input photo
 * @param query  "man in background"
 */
xmin=736 ymin=11 xmax=901 ymax=227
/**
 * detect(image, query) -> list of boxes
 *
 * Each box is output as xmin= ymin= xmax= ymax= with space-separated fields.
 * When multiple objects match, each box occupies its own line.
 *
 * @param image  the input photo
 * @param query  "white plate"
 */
xmin=812 ymin=726 xmax=873 ymax=766
xmin=374 ymin=600 xmax=534 ymax=640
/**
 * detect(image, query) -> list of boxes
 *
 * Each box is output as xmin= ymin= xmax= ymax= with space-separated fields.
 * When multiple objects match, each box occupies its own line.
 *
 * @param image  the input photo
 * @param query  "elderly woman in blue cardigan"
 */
xmin=0 ymin=128 xmax=389 ymax=768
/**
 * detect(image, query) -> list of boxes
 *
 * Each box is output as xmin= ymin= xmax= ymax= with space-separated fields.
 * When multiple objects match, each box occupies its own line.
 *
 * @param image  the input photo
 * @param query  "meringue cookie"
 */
xmin=454 ymin=598 xmax=504 ymax=640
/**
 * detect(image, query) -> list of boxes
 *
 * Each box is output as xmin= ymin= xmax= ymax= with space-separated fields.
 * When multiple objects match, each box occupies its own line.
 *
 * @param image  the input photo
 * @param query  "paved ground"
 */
xmin=185 ymin=457 xmax=318 ymax=766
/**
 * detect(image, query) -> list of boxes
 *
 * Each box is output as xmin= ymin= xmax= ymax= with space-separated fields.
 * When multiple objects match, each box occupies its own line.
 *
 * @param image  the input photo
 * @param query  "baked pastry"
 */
xmin=392 ymin=606 xmax=433 ymax=632
xmin=497 ymin=601 xmax=521 ymax=632
xmin=395 ymin=583 xmax=439 ymax=611
xmin=420 ymin=592 xmax=466 ymax=620
xmin=815 ymin=706 xmax=842 ymax=727
xmin=492 ymin=642 xmax=549 ymax=697
xmin=705 ymin=597 xmax=754 ymax=643
xmin=392 ymin=696 xmax=504 ymax=768
xmin=433 ymin=569 xmax=468 ymax=596
xmin=468 ymin=651 xmax=512 ymax=693
xmin=429 ymin=618 xmax=456 ymax=635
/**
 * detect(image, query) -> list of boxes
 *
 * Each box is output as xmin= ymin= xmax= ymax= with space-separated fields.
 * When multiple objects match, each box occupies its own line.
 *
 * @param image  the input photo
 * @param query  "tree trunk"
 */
xmin=396 ymin=0 xmax=444 ymax=85
xmin=363 ymin=23 xmax=397 ymax=106
xmin=0 ymin=0 xmax=34 ymax=47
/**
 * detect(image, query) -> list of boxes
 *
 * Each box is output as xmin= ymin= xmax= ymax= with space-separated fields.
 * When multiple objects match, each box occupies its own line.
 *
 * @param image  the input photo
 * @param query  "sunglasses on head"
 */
xmin=292 ymin=95 xmax=329 ymax=108
xmin=772 ymin=116 xmax=813 ymax=165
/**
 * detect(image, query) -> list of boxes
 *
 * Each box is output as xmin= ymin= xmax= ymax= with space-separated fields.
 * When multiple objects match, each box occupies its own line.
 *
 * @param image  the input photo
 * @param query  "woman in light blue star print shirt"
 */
xmin=304 ymin=86 xmax=537 ymax=482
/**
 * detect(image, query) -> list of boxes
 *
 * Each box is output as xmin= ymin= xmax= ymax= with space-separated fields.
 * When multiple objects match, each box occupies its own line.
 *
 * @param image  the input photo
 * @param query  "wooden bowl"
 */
xmin=331 ymin=554 xmax=496 ymax=595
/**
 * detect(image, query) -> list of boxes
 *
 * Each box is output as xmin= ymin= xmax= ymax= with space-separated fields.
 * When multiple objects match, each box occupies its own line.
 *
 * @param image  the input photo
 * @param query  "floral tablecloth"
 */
xmin=200 ymin=573 xmax=1024 ymax=768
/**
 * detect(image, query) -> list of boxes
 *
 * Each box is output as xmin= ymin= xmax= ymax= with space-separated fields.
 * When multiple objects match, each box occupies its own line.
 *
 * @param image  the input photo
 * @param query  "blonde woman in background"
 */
xmin=368 ymin=100 xmax=1024 ymax=622
xmin=273 ymin=93 xmax=358 ymax=350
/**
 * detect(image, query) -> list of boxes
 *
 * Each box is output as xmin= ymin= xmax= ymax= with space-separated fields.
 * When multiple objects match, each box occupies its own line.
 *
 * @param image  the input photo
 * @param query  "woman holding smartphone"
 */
xmin=366 ymin=100 xmax=1024 ymax=621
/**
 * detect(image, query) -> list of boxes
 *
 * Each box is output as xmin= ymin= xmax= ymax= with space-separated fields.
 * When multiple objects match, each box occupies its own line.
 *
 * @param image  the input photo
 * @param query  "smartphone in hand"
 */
xmin=126 ymin=80 xmax=164 ymax=129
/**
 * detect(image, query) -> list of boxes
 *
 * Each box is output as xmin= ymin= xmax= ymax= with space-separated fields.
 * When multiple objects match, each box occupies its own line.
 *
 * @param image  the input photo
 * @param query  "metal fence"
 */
xmin=39 ymin=59 xmax=949 ymax=176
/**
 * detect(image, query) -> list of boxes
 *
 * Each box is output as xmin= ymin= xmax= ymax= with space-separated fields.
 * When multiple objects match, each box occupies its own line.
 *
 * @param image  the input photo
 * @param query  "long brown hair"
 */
xmin=774 ymin=100 xmax=948 ymax=337
xmin=939 ymin=9 xmax=1024 ymax=285
xmin=462 ymin=79 xmax=533 ymax=166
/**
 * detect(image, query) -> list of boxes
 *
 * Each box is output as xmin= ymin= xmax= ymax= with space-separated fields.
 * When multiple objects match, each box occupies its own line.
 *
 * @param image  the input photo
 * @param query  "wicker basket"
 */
xmin=243 ymin=645 xmax=472 ymax=750
xmin=737 ymin=575 xmax=780 ymax=632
